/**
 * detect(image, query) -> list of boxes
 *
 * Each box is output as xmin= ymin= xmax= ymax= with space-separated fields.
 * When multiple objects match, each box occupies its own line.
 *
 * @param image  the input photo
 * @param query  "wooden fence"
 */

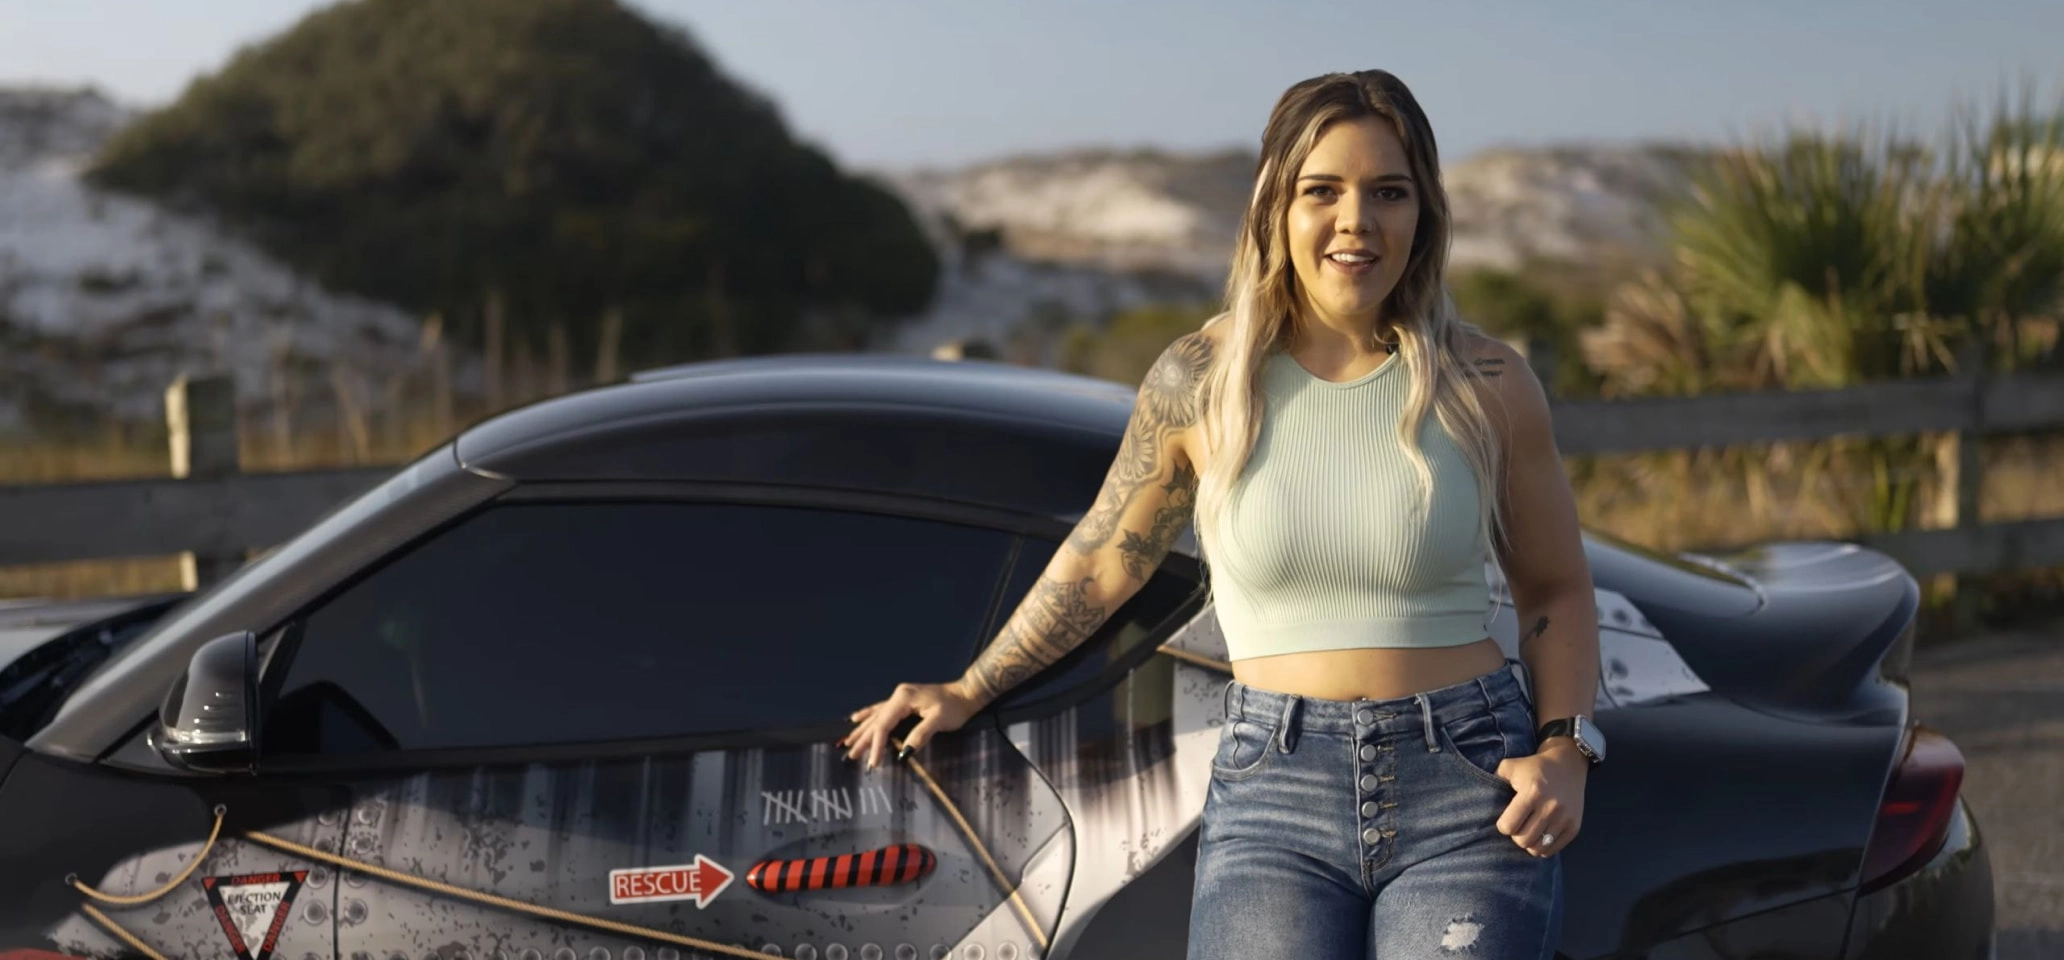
xmin=4 ymin=366 xmax=2064 ymax=592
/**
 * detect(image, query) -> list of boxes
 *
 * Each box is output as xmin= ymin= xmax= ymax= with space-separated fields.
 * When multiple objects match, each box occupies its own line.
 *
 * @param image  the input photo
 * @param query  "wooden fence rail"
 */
xmin=4 ymin=368 xmax=2064 ymax=588
xmin=1549 ymin=371 xmax=2064 ymax=453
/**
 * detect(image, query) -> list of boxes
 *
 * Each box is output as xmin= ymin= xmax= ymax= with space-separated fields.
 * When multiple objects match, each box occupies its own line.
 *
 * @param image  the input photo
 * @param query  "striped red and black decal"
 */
xmin=745 ymin=843 xmax=937 ymax=893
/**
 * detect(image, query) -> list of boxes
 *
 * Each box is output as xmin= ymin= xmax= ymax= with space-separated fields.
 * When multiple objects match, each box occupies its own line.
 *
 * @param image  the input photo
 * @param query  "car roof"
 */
xmin=454 ymin=354 xmax=1143 ymax=519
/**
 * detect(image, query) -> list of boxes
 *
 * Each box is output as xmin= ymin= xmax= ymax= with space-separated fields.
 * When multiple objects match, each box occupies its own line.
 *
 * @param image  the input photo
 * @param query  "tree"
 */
xmin=87 ymin=0 xmax=937 ymax=363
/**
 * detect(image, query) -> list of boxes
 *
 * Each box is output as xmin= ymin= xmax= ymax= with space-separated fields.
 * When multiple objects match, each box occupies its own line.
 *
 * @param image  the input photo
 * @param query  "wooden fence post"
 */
xmin=1949 ymin=338 xmax=1989 ymax=635
xmin=166 ymin=374 xmax=241 ymax=590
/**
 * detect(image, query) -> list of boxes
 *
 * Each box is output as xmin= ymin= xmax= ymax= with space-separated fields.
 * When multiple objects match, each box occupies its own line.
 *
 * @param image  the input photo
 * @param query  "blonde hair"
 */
xmin=1192 ymin=70 xmax=1511 ymax=578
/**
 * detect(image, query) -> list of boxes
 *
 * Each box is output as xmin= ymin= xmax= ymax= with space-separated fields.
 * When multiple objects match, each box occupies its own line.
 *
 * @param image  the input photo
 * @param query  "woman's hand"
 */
xmin=840 ymin=681 xmax=985 ymax=770
xmin=1494 ymin=740 xmax=1589 ymax=858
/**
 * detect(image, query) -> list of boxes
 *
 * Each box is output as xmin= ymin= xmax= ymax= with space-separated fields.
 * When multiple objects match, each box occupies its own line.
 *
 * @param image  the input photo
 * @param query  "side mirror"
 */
xmin=152 ymin=631 xmax=259 ymax=773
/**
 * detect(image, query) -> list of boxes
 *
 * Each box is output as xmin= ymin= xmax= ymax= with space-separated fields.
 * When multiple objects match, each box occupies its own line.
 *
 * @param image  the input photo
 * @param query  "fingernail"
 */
xmin=896 ymin=745 xmax=913 ymax=761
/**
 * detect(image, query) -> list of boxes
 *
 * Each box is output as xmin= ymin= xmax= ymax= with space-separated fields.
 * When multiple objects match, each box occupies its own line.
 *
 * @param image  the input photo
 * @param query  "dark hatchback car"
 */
xmin=0 ymin=354 xmax=1992 ymax=960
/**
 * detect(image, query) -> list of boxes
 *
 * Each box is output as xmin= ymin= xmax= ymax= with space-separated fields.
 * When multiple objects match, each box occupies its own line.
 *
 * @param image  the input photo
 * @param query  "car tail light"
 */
xmin=1858 ymin=725 xmax=1964 ymax=894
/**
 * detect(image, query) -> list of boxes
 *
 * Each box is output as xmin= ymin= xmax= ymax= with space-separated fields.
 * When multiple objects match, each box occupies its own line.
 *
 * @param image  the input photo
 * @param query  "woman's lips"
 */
xmin=1324 ymin=254 xmax=1377 ymax=276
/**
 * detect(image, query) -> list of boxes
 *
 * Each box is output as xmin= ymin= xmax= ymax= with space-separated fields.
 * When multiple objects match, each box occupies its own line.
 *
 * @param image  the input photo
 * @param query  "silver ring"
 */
xmin=1540 ymin=832 xmax=1556 ymax=845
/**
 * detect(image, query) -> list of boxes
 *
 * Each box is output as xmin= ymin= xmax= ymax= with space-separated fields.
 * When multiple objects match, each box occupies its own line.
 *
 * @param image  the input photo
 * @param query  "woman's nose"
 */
xmin=1337 ymin=202 xmax=1373 ymax=235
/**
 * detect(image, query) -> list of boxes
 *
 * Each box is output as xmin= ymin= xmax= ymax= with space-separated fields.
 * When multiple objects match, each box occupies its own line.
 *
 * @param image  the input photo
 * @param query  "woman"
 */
xmin=841 ymin=69 xmax=1598 ymax=960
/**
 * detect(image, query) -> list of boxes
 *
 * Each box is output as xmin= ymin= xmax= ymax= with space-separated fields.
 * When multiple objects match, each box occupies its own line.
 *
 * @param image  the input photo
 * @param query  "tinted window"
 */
xmin=266 ymin=502 xmax=1015 ymax=755
xmin=989 ymin=538 xmax=1202 ymax=713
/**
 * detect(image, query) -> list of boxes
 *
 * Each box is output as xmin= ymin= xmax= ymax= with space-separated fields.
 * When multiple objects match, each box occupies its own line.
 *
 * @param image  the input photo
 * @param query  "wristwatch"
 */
xmin=1536 ymin=716 xmax=1606 ymax=766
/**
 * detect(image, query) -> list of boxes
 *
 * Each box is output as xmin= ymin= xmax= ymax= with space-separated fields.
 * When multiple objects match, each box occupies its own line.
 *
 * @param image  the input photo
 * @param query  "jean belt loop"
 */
xmin=1275 ymin=694 xmax=1301 ymax=754
xmin=1415 ymin=692 xmax=1439 ymax=753
xmin=1509 ymin=659 xmax=1535 ymax=710
xmin=1222 ymin=680 xmax=1239 ymax=722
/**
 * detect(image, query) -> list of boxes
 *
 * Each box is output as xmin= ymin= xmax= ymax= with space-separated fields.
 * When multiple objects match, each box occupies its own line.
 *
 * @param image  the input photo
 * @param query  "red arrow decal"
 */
xmin=691 ymin=855 xmax=734 ymax=906
xmin=608 ymin=854 xmax=735 ymax=908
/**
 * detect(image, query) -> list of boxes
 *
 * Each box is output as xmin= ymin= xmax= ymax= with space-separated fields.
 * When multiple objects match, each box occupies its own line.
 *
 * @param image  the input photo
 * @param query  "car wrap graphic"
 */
xmin=610 ymin=855 xmax=735 ymax=907
xmin=199 ymin=871 xmax=305 ymax=960
xmin=745 ymin=843 xmax=938 ymax=893
xmin=36 ymin=796 xmax=343 ymax=960
xmin=40 ymin=727 xmax=1071 ymax=960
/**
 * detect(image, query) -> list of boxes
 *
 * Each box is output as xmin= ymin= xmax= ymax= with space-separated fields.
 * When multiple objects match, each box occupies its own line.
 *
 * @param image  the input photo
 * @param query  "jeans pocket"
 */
xmin=1210 ymin=719 xmax=1276 ymax=782
xmin=1502 ymin=698 xmax=1539 ymax=756
xmin=1435 ymin=711 xmax=1515 ymax=790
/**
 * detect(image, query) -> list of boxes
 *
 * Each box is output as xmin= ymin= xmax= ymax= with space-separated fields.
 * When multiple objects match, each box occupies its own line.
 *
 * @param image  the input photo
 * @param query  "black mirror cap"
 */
xmin=152 ymin=631 xmax=258 ymax=773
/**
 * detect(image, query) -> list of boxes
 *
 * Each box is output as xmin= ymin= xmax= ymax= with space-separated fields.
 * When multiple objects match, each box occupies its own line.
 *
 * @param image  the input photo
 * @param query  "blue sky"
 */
xmin=1 ymin=0 xmax=2058 ymax=172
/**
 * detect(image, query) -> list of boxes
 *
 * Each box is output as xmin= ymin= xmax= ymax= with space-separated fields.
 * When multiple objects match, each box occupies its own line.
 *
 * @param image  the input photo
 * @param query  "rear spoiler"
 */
xmin=1638 ymin=542 xmax=1918 ymax=718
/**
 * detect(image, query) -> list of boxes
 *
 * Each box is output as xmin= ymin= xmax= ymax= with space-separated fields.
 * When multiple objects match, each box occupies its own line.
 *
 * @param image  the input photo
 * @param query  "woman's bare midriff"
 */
xmin=1230 ymin=638 xmax=1508 ymax=702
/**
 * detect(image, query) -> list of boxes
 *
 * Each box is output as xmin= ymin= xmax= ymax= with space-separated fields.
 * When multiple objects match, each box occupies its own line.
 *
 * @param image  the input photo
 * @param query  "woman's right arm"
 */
xmin=840 ymin=331 xmax=1216 ymax=768
xmin=956 ymin=330 xmax=1215 ymax=703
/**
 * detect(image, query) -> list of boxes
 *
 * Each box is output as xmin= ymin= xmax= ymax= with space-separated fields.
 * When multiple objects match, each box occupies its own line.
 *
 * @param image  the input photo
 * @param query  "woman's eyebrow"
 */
xmin=1296 ymin=172 xmax=1415 ymax=184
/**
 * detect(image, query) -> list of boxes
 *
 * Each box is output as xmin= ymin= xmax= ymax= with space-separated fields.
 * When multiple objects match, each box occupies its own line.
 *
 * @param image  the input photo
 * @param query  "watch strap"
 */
xmin=1536 ymin=716 xmax=1602 ymax=765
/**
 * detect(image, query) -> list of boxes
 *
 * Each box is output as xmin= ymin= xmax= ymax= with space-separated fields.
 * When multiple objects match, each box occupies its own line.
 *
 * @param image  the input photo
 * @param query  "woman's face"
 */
xmin=1284 ymin=116 xmax=1420 ymax=331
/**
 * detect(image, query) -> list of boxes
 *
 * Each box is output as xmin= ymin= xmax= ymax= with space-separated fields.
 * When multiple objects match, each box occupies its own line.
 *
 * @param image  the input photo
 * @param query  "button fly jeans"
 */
xmin=1186 ymin=659 xmax=1562 ymax=959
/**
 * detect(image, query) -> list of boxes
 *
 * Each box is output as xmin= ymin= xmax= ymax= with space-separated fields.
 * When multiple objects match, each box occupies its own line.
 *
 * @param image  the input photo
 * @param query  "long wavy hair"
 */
xmin=1193 ymin=70 xmax=1511 ymax=578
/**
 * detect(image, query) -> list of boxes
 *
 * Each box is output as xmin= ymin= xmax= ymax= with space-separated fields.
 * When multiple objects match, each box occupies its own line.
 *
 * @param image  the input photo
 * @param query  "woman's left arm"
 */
xmin=1470 ymin=339 xmax=1599 ymax=859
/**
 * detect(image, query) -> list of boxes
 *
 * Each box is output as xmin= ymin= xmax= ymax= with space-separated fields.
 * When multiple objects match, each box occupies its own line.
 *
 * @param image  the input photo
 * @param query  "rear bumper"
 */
xmin=1844 ymin=796 xmax=1994 ymax=960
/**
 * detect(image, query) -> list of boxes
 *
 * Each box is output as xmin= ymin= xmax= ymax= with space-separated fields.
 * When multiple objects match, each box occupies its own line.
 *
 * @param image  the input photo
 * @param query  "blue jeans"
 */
xmin=1187 ymin=659 xmax=1563 ymax=959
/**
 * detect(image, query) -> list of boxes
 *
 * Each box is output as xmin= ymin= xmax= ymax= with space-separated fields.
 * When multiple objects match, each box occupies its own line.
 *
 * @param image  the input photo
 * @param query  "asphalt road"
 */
xmin=1910 ymin=622 xmax=2064 ymax=959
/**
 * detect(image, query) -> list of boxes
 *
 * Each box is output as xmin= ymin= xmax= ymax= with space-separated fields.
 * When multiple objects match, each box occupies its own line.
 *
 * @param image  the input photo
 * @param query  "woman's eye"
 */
xmin=1303 ymin=185 xmax=1336 ymax=199
xmin=1378 ymin=187 xmax=1412 ymax=202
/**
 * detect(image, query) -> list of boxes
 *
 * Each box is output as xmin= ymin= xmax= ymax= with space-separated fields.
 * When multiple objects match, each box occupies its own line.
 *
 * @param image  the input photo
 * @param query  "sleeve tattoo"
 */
xmin=962 ymin=333 xmax=1212 ymax=703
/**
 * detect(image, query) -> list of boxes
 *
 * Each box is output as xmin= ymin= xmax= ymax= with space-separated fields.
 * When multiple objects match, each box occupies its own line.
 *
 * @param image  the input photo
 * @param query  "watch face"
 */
xmin=1575 ymin=716 xmax=1607 ymax=764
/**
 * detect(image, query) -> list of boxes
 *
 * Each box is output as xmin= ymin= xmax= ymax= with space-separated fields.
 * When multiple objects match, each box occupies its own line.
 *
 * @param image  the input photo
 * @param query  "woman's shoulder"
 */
xmin=1146 ymin=315 xmax=1231 ymax=387
xmin=1186 ymin=312 xmax=1237 ymax=353
xmin=1447 ymin=331 xmax=1553 ymax=448
xmin=1454 ymin=330 xmax=1525 ymax=373
xmin=1451 ymin=331 xmax=1544 ymax=397
xmin=1138 ymin=319 xmax=1224 ymax=428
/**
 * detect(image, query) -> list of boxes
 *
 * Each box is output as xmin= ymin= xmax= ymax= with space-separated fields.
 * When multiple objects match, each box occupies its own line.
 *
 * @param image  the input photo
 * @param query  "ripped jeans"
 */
xmin=1186 ymin=659 xmax=1562 ymax=959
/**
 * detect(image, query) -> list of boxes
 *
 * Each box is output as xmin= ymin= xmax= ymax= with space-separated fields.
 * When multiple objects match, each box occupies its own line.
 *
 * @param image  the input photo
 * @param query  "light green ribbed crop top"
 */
xmin=1206 ymin=348 xmax=1494 ymax=661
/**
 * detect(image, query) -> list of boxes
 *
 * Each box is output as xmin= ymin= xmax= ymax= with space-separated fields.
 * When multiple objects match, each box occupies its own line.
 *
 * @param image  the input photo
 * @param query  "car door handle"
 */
xmin=746 ymin=843 xmax=937 ymax=893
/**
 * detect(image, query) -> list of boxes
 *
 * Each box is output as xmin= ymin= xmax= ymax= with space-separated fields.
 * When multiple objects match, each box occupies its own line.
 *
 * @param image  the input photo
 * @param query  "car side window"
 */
xmin=987 ymin=537 xmax=1203 ymax=714
xmin=263 ymin=501 xmax=1016 ymax=756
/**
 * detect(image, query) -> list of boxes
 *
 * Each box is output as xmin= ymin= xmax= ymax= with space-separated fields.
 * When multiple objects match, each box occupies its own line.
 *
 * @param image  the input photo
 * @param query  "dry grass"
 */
xmin=1572 ymin=434 xmax=2064 ymax=552
xmin=0 ymin=422 xmax=174 ymax=485
xmin=0 ymin=555 xmax=190 ymax=600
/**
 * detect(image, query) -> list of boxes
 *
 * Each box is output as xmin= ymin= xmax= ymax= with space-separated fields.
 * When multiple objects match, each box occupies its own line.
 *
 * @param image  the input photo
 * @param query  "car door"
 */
xmin=972 ymin=538 xmax=1211 ymax=960
xmin=255 ymin=497 xmax=1076 ymax=960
